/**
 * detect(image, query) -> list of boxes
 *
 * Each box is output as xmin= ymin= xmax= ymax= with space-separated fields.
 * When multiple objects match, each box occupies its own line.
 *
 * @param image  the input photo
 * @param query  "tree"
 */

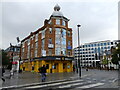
xmin=111 ymin=43 xmax=120 ymax=65
xmin=1 ymin=49 xmax=11 ymax=68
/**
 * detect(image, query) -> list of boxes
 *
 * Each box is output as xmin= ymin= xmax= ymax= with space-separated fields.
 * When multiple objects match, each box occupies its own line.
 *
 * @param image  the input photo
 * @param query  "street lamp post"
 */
xmin=16 ymin=37 xmax=21 ymax=73
xmin=77 ymin=24 xmax=81 ymax=78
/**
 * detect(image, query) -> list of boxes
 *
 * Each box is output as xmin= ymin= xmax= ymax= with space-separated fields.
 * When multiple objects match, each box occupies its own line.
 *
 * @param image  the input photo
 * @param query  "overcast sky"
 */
xmin=1 ymin=0 xmax=119 ymax=49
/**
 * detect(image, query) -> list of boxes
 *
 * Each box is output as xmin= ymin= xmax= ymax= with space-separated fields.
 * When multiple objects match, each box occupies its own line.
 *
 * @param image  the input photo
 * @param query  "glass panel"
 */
xmin=49 ymin=28 xmax=52 ymax=34
xmin=56 ymin=19 xmax=60 ymax=25
xmin=49 ymin=38 xmax=52 ymax=44
xmin=62 ymin=20 xmax=66 ymax=26
xmin=55 ymin=28 xmax=61 ymax=34
xmin=42 ymin=30 xmax=45 ymax=39
xmin=61 ymin=37 xmax=66 ymax=45
xmin=41 ymin=39 xmax=45 ymax=49
xmin=62 ymin=29 xmax=66 ymax=36
xmin=36 ymin=33 xmax=38 ymax=41
xmin=68 ymin=31 xmax=70 ymax=37
xmin=48 ymin=49 xmax=52 ymax=55
xmin=55 ymin=47 xmax=61 ymax=55
xmin=61 ymin=48 xmax=66 ymax=55
xmin=68 ymin=40 xmax=70 ymax=46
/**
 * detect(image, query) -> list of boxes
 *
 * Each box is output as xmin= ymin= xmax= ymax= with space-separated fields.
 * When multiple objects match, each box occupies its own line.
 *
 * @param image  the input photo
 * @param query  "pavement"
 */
xmin=1 ymin=69 xmax=119 ymax=90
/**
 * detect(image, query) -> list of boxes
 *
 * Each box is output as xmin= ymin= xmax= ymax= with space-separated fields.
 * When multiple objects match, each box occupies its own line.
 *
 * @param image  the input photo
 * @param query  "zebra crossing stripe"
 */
xmin=25 ymin=79 xmax=83 ymax=89
xmin=58 ymin=82 xmax=83 ymax=88
xmin=25 ymin=85 xmax=48 ymax=89
xmin=77 ymin=83 xmax=104 ymax=88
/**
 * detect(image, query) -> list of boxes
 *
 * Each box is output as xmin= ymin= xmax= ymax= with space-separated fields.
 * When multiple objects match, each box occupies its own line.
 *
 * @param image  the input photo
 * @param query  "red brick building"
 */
xmin=20 ymin=4 xmax=73 ymax=73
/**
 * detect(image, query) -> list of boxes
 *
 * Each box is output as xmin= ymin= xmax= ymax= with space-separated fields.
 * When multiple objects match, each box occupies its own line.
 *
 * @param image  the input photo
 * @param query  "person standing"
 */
xmin=38 ymin=65 xmax=47 ymax=82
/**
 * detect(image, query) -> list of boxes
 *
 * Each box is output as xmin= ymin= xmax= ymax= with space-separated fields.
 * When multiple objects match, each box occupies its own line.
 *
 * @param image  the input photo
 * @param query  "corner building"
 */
xmin=20 ymin=4 xmax=73 ymax=73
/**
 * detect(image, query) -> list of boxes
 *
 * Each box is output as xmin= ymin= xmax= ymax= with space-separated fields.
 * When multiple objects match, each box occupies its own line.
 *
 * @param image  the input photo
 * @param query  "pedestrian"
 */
xmin=10 ymin=69 xmax=14 ymax=77
xmin=38 ymin=65 xmax=47 ymax=82
xmin=2 ymin=67 xmax=5 ymax=82
xmin=73 ymin=65 xmax=75 ymax=72
xmin=31 ymin=65 xmax=34 ymax=73
xmin=23 ymin=67 xmax=25 ymax=71
xmin=86 ymin=67 xmax=88 ymax=71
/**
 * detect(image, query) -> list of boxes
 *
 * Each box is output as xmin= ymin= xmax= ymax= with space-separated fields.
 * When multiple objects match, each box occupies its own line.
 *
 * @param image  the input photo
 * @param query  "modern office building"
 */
xmin=74 ymin=40 xmax=119 ymax=69
xmin=20 ymin=4 xmax=73 ymax=73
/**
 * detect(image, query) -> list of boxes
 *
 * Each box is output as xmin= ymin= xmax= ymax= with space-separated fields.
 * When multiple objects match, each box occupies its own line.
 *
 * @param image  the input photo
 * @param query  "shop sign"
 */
xmin=67 ymin=46 xmax=72 ymax=49
xmin=12 ymin=61 xmax=18 ymax=64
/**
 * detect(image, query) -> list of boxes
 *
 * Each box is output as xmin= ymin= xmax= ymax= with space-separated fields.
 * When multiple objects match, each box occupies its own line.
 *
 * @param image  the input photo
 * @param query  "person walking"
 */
xmin=31 ymin=65 xmax=34 ymax=73
xmin=38 ymin=65 xmax=47 ymax=82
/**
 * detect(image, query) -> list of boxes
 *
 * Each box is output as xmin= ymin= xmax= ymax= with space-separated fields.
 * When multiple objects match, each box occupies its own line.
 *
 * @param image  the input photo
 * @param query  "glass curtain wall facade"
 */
xmin=74 ymin=40 xmax=119 ymax=68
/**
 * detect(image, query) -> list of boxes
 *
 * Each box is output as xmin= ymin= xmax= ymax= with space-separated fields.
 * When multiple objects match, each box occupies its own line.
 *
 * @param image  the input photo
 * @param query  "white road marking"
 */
xmin=77 ymin=83 xmax=104 ymax=88
xmin=25 ymin=79 xmax=83 ymax=89
xmin=112 ymin=79 xmax=118 ymax=82
xmin=2 ymin=79 xmax=68 ymax=89
xmin=25 ymin=85 xmax=47 ymax=89
xmin=59 ymin=82 xmax=83 ymax=88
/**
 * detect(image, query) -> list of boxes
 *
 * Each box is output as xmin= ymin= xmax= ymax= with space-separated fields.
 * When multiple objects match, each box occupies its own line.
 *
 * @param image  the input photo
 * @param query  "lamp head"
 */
xmin=77 ymin=24 xmax=81 ymax=27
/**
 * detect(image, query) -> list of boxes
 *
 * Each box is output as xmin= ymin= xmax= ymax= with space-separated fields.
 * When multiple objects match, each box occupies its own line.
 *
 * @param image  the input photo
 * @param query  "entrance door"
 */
xmin=63 ymin=63 xmax=67 ymax=72
xmin=54 ymin=63 xmax=58 ymax=73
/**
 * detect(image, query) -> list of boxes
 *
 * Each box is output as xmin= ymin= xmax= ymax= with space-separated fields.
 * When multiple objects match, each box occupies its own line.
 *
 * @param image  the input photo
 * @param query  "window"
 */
xmin=49 ymin=38 xmax=52 ymax=44
xmin=56 ymin=19 xmax=60 ymax=25
xmin=98 ymin=43 xmax=100 ymax=46
xmin=22 ymin=48 xmax=24 ymax=52
xmin=63 ymin=63 xmax=66 ymax=69
xmin=68 ymin=51 xmax=71 ymax=56
xmin=111 ymin=42 xmax=113 ymax=45
xmin=35 ymin=33 xmax=38 ymax=41
xmin=108 ymin=46 xmax=110 ymax=49
xmin=61 ymin=37 xmax=66 ymax=45
xmin=55 ymin=28 xmax=61 ymax=34
xmin=61 ymin=48 xmax=66 ymax=55
xmin=101 ymin=43 xmax=103 ymax=46
xmin=62 ymin=29 xmax=66 ymax=36
xmin=91 ymin=44 xmax=93 ymax=47
xmin=48 ymin=49 xmax=52 ymax=55
xmin=62 ymin=20 xmax=66 ymax=26
xmin=17 ymin=48 xmax=20 ymax=52
xmin=56 ymin=36 xmax=61 ymax=44
xmin=27 ymin=45 xmax=30 ymax=58
xmin=68 ymin=40 xmax=70 ymax=46
xmin=41 ymin=39 xmax=45 ymax=49
xmin=68 ymin=31 xmax=70 ymax=37
xmin=104 ymin=43 xmax=107 ymax=46
xmin=46 ymin=64 xmax=49 ymax=69
xmin=55 ymin=47 xmax=61 ymax=55
xmin=35 ymin=49 xmax=37 ymax=57
xmin=35 ymin=42 xmax=38 ymax=48
xmin=108 ymin=42 xmax=110 ymax=45
xmin=42 ymin=30 xmax=45 ymax=39
xmin=94 ymin=44 xmax=96 ymax=47
xmin=49 ymin=28 xmax=52 ymax=34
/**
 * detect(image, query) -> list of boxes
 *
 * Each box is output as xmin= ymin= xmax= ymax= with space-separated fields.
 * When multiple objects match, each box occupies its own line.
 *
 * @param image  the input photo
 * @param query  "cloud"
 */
xmin=2 ymin=1 xmax=118 ymax=49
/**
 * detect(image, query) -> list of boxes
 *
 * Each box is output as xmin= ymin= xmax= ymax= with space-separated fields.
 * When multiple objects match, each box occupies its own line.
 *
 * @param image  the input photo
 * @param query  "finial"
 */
xmin=54 ymin=4 xmax=60 ymax=11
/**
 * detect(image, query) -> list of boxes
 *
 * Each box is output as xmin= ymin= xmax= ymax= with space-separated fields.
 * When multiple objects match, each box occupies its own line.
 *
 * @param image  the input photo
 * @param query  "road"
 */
xmin=2 ymin=69 xmax=119 ymax=90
